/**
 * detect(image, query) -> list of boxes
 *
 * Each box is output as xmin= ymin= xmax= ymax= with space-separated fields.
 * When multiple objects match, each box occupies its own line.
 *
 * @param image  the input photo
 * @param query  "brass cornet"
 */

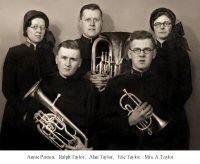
xmin=23 ymin=80 xmax=88 ymax=150
xmin=91 ymin=32 xmax=130 ymax=77
xmin=119 ymin=89 xmax=168 ymax=135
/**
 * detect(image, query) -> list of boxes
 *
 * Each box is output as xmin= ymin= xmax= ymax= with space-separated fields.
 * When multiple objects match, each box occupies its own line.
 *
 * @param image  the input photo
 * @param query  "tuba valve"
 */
xmin=23 ymin=80 xmax=88 ymax=150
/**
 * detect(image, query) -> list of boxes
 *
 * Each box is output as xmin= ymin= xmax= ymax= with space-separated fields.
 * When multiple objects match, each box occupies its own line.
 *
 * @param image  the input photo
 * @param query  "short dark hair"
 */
xmin=57 ymin=40 xmax=81 ymax=57
xmin=80 ymin=3 xmax=102 ymax=19
xmin=129 ymin=30 xmax=156 ymax=48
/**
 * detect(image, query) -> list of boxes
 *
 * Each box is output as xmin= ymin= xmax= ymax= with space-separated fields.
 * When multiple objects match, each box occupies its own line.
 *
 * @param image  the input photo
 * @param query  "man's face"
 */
xmin=79 ymin=9 xmax=103 ymax=38
xmin=26 ymin=18 xmax=46 ymax=44
xmin=153 ymin=15 xmax=172 ymax=41
xmin=56 ymin=47 xmax=82 ymax=78
xmin=128 ymin=39 xmax=156 ymax=72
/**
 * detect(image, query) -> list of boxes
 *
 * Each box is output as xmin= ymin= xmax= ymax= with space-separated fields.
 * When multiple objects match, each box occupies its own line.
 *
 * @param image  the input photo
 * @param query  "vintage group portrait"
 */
xmin=0 ymin=0 xmax=199 ymax=154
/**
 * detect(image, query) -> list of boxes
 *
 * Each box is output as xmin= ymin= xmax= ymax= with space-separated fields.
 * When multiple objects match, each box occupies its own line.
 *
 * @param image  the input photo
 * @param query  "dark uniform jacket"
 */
xmin=76 ymin=35 xmax=109 ymax=77
xmin=152 ymin=38 xmax=192 ymax=149
xmin=0 ymin=42 xmax=56 ymax=150
xmin=24 ymin=72 xmax=99 ymax=150
xmin=98 ymin=68 xmax=176 ymax=150
xmin=154 ymin=40 xmax=192 ymax=109
xmin=76 ymin=35 xmax=98 ymax=77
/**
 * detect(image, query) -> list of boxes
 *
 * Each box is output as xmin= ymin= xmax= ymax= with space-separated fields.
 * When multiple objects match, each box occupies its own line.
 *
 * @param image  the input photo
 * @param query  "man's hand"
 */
xmin=67 ymin=137 xmax=93 ymax=150
xmin=88 ymin=72 xmax=110 ymax=92
xmin=128 ymin=102 xmax=153 ymax=126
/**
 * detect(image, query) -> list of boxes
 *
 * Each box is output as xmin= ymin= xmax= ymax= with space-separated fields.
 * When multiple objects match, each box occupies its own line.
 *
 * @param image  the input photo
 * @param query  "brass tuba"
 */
xmin=119 ymin=89 xmax=168 ymax=135
xmin=23 ymin=80 xmax=88 ymax=150
xmin=91 ymin=32 xmax=130 ymax=77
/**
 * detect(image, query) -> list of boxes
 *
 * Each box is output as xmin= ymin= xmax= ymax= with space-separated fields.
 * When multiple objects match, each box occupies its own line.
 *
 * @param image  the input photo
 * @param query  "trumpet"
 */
xmin=119 ymin=89 xmax=168 ymax=135
xmin=23 ymin=80 xmax=88 ymax=150
xmin=91 ymin=32 xmax=130 ymax=77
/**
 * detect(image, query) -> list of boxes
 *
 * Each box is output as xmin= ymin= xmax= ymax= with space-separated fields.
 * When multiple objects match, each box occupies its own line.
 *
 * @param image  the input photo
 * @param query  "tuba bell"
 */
xmin=119 ymin=89 xmax=168 ymax=135
xmin=23 ymin=80 xmax=88 ymax=150
xmin=91 ymin=32 xmax=130 ymax=77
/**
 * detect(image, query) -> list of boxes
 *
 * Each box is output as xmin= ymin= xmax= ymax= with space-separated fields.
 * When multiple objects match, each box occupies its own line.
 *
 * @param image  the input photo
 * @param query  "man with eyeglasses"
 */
xmin=98 ymin=31 xmax=173 ymax=150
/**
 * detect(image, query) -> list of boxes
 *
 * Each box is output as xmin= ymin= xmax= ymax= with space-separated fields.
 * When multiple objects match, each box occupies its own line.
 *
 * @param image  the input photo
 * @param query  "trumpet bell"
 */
xmin=152 ymin=113 xmax=168 ymax=131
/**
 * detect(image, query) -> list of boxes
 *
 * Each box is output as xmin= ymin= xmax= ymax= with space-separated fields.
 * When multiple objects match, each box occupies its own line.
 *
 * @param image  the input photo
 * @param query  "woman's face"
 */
xmin=26 ymin=18 xmax=46 ymax=44
xmin=153 ymin=15 xmax=172 ymax=42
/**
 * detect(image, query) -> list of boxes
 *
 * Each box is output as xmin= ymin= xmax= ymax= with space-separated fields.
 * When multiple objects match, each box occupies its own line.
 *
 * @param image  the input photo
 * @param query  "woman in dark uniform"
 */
xmin=0 ymin=10 xmax=56 ymax=150
xmin=149 ymin=7 xmax=192 ymax=149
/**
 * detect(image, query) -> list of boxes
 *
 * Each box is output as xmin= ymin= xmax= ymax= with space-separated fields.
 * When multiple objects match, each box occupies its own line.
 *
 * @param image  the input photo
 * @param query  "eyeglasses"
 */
xmin=29 ymin=25 xmax=46 ymax=31
xmin=153 ymin=21 xmax=172 ymax=28
xmin=129 ymin=48 xmax=154 ymax=55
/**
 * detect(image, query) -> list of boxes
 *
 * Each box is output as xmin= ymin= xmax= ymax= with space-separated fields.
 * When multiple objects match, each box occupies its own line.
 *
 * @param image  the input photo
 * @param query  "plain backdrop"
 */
xmin=0 ymin=0 xmax=200 ymax=149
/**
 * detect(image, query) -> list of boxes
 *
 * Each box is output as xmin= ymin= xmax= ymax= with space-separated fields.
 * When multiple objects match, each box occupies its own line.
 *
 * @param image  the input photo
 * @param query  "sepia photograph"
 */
xmin=0 ymin=0 xmax=200 ymax=163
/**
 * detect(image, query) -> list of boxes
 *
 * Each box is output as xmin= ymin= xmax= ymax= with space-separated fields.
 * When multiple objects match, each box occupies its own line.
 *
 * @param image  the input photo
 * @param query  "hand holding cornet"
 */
xmin=120 ymin=89 xmax=168 ymax=135
xmin=128 ymin=102 xmax=153 ymax=126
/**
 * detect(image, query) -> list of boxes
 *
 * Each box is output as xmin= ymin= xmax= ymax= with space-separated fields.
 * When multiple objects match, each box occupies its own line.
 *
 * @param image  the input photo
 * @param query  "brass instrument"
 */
xmin=23 ymin=80 xmax=88 ymax=150
xmin=91 ymin=32 xmax=130 ymax=77
xmin=119 ymin=89 xmax=168 ymax=135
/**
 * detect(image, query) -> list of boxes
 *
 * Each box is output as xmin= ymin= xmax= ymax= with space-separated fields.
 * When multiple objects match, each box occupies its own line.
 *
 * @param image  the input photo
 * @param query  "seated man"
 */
xmin=24 ymin=40 xmax=98 ymax=150
xmin=98 ymin=31 xmax=173 ymax=150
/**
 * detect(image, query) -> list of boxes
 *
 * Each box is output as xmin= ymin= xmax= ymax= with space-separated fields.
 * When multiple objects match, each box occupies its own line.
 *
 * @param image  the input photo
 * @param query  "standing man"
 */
xmin=76 ymin=3 xmax=109 ymax=92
